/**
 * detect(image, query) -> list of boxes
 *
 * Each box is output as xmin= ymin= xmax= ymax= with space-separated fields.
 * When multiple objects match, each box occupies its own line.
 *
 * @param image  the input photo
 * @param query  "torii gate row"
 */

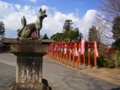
xmin=47 ymin=41 xmax=100 ymax=68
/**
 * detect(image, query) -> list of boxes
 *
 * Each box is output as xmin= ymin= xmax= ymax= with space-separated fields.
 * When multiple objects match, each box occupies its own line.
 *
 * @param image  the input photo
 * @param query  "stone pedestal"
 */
xmin=8 ymin=40 xmax=50 ymax=90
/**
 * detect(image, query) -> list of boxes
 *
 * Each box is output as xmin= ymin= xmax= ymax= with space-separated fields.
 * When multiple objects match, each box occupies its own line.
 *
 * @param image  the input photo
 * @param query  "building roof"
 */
xmin=1 ymin=38 xmax=18 ymax=44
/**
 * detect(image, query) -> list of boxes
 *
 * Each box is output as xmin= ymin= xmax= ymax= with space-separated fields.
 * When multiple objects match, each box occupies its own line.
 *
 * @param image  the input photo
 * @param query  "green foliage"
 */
xmin=111 ymin=16 xmax=120 ymax=40
xmin=112 ymin=38 xmax=120 ymax=50
xmin=62 ymin=19 xmax=73 ymax=41
xmin=112 ymin=38 xmax=120 ymax=67
xmin=88 ymin=26 xmax=98 ymax=42
xmin=63 ymin=19 xmax=73 ymax=33
xmin=0 ymin=21 xmax=5 ymax=39
xmin=114 ymin=49 xmax=120 ymax=60
xmin=97 ymin=55 xmax=110 ymax=68
xmin=68 ymin=28 xmax=79 ymax=42
xmin=113 ymin=49 xmax=120 ymax=68
xmin=50 ymin=33 xmax=63 ymax=41
xmin=83 ymin=52 xmax=111 ymax=68
xmin=50 ymin=19 xmax=81 ymax=42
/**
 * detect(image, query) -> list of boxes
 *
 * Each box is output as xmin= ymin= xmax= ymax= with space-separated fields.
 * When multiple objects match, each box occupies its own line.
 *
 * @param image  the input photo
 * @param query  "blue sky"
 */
xmin=0 ymin=0 xmax=113 ymax=43
xmin=2 ymin=0 xmax=100 ymax=17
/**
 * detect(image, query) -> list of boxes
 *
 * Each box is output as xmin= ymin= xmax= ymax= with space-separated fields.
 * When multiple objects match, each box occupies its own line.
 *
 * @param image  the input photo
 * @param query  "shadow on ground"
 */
xmin=42 ymin=78 xmax=52 ymax=90
xmin=111 ymin=87 xmax=120 ymax=90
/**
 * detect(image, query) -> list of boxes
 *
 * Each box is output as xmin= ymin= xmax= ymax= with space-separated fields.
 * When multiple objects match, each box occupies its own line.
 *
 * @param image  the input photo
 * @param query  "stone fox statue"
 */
xmin=17 ymin=8 xmax=47 ymax=40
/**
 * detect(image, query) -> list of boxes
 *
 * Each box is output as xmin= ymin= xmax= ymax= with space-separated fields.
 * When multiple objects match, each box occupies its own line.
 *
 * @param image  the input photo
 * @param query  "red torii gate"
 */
xmin=48 ymin=41 xmax=100 ymax=68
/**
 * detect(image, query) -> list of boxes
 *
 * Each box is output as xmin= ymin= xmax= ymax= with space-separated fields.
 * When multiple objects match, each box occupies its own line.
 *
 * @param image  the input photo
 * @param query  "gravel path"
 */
xmin=0 ymin=62 xmax=15 ymax=90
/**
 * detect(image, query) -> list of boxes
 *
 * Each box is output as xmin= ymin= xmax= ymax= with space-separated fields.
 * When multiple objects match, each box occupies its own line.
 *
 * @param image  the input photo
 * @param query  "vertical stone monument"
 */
xmin=7 ymin=7 xmax=50 ymax=90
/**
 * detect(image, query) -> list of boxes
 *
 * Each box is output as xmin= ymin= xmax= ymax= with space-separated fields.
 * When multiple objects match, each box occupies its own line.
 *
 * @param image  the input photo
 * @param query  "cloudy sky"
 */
xmin=0 ymin=0 xmax=104 ymax=40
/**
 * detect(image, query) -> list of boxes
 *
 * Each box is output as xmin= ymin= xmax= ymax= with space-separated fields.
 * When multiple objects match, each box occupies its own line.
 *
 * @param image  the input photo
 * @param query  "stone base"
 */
xmin=7 ymin=83 xmax=49 ymax=90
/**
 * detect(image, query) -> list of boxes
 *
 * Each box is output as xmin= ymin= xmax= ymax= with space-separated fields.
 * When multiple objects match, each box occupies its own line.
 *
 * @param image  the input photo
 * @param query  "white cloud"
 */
xmin=41 ymin=5 xmax=49 ymax=10
xmin=83 ymin=10 xmax=97 ymax=24
xmin=24 ymin=5 xmax=31 ymax=11
xmin=30 ymin=0 xmax=36 ymax=2
xmin=0 ymin=1 xmax=104 ymax=41
xmin=15 ymin=4 xmax=21 ymax=10
xmin=0 ymin=1 xmax=39 ymax=38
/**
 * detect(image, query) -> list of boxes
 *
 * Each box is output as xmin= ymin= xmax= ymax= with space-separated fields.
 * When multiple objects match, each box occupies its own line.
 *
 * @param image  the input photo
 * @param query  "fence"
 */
xmin=47 ymin=40 xmax=100 ymax=69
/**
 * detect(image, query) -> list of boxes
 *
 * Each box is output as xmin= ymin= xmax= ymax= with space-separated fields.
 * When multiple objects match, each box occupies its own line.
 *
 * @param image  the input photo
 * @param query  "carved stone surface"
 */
xmin=11 ymin=40 xmax=48 ymax=57
xmin=17 ymin=8 xmax=47 ymax=40
xmin=8 ymin=40 xmax=50 ymax=90
xmin=17 ymin=57 xmax=42 ymax=83
xmin=8 ymin=83 xmax=49 ymax=90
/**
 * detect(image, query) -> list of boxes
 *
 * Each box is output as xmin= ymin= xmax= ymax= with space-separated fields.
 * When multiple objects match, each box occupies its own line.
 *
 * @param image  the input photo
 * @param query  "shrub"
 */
xmin=84 ymin=52 xmax=111 ymax=68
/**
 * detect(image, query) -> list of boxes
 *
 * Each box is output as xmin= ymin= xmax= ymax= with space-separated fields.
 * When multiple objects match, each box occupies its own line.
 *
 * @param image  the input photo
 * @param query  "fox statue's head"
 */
xmin=38 ymin=8 xmax=47 ymax=20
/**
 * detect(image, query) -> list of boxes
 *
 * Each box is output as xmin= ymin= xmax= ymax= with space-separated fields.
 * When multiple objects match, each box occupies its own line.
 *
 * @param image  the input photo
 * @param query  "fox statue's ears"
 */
xmin=39 ymin=8 xmax=46 ymax=13
xmin=39 ymin=8 xmax=42 ymax=12
xmin=43 ymin=9 xmax=46 ymax=13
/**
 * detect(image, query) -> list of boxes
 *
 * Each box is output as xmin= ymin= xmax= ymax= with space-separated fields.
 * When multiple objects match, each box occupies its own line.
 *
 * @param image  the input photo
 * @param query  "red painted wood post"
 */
xmin=94 ymin=42 xmax=97 ymax=68
xmin=88 ymin=43 xmax=90 ymax=66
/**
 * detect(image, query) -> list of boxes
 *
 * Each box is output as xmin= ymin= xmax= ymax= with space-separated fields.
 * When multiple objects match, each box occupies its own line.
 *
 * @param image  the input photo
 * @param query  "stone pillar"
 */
xmin=8 ymin=40 xmax=49 ymax=90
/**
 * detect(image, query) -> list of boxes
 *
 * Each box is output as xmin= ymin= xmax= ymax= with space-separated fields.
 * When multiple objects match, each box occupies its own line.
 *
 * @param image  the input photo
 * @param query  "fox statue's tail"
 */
xmin=17 ymin=16 xmax=26 ymax=39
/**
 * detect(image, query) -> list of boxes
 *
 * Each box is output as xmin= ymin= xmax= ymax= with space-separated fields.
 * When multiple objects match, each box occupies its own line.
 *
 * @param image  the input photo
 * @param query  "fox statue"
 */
xmin=17 ymin=8 xmax=47 ymax=40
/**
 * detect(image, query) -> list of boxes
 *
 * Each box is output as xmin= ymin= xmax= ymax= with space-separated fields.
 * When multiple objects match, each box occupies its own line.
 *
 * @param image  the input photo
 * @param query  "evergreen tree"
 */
xmin=63 ymin=19 xmax=73 ymax=33
xmin=50 ymin=20 xmax=79 ymax=42
xmin=0 ymin=21 xmax=5 ymax=39
xmin=63 ymin=19 xmax=73 ymax=39
xmin=111 ymin=16 xmax=120 ymax=40
xmin=68 ymin=28 xmax=79 ymax=42
xmin=88 ymin=26 xmax=98 ymax=42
